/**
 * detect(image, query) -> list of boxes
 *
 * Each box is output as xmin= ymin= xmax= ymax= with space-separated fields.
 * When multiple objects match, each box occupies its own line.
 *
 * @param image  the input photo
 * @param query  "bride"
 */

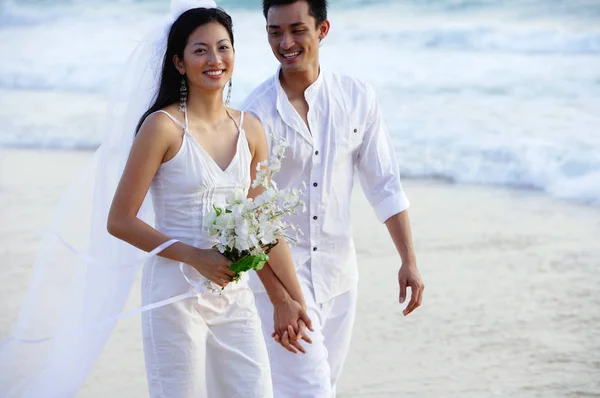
xmin=107 ymin=4 xmax=312 ymax=397
xmin=0 ymin=1 xmax=310 ymax=397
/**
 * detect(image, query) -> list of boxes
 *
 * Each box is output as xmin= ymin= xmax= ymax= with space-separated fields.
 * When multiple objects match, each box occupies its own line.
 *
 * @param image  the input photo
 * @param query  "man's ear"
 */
xmin=318 ymin=19 xmax=331 ymax=41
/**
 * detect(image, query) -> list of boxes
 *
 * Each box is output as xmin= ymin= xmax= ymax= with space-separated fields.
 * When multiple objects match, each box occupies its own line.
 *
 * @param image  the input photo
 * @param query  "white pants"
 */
xmin=141 ymin=258 xmax=273 ymax=398
xmin=254 ymin=263 xmax=358 ymax=398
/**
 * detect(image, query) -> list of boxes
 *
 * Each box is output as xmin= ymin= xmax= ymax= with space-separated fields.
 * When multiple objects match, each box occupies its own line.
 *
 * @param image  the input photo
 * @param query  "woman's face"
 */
xmin=175 ymin=22 xmax=234 ymax=93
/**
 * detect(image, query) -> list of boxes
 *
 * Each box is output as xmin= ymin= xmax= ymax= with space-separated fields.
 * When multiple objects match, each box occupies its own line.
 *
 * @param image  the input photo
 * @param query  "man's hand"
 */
xmin=273 ymin=319 xmax=313 ymax=354
xmin=273 ymin=297 xmax=312 ymax=335
xmin=398 ymin=263 xmax=424 ymax=316
xmin=272 ymin=298 xmax=313 ymax=354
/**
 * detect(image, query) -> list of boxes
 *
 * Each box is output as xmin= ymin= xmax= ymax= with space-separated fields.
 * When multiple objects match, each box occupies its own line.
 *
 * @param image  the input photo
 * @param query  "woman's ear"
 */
xmin=173 ymin=54 xmax=185 ymax=75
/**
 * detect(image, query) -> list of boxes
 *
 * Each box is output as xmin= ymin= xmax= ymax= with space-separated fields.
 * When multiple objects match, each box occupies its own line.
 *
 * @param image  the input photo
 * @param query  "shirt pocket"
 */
xmin=347 ymin=114 xmax=365 ymax=147
xmin=335 ymin=115 xmax=365 ymax=167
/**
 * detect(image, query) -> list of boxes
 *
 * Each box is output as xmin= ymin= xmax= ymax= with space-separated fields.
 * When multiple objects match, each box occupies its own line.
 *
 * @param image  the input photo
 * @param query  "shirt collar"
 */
xmin=274 ymin=65 xmax=325 ymax=107
xmin=304 ymin=66 xmax=325 ymax=101
xmin=273 ymin=66 xmax=325 ymax=145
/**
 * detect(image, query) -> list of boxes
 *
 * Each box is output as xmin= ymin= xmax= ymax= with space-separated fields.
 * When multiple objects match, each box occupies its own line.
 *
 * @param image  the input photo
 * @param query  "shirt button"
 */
xmin=315 ymin=150 xmax=319 ymax=155
xmin=313 ymin=216 xmax=318 ymax=220
xmin=313 ymin=247 xmax=318 ymax=251
xmin=353 ymin=128 xmax=358 ymax=133
xmin=313 ymin=182 xmax=318 ymax=187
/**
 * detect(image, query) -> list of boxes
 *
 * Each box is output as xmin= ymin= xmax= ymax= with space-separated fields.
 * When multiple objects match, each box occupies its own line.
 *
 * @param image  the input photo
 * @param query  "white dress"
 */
xmin=140 ymin=108 xmax=273 ymax=398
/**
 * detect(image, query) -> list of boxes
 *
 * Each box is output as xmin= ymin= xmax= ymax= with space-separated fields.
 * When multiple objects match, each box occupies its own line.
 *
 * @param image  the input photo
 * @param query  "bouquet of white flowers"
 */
xmin=204 ymin=136 xmax=305 ymax=285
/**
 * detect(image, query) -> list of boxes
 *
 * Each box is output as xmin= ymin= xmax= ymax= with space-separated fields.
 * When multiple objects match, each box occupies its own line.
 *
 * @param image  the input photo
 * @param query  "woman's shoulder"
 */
xmin=140 ymin=106 xmax=185 ymax=136
xmin=229 ymin=108 xmax=263 ymax=135
xmin=229 ymin=107 xmax=265 ymax=154
xmin=135 ymin=106 xmax=186 ymax=155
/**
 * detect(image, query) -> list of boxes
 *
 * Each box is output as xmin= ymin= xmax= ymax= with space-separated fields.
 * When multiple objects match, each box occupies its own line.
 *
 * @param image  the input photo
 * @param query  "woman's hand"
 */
xmin=189 ymin=249 xmax=236 ymax=288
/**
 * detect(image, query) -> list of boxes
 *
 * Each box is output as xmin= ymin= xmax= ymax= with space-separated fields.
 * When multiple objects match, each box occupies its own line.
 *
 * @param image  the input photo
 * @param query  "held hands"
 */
xmin=272 ymin=320 xmax=311 ymax=354
xmin=191 ymin=248 xmax=235 ymax=288
xmin=398 ymin=263 xmax=424 ymax=316
xmin=190 ymin=248 xmax=315 ymax=352
xmin=272 ymin=298 xmax=313 ymax=354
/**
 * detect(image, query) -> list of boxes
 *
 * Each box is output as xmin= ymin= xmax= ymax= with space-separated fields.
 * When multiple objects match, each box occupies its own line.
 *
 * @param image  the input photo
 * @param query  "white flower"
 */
xmin=204 ymin=137 xmax=305 ymax=280
xmin=248 ymin=233 xmax=259 ymax=249
xmin=269 ymin=157 xmax=282 ymax=174
xmin=215 ymin=212 xmax=235 ymax=231
xmin=227 ymin=188 xmax=246 ymax=205
xmin=203 ymin=209 xmax=218 ymax=228
xmin=258 ymin=212 xmax=270 ymax=224
xmin=230 ymin=202 xmax=248 ymax=218
xmin=270 ymin=136 xmax=287 ymax=161
xmin=252 ymin=160 xmax=269 ymax=189
xmin=235 ymin=219 xmax=251 ymax=251
xmin=259 ymin=218 xmax=283 ymax=245
xmin=254 ymin=187 xmax=278 ymax=207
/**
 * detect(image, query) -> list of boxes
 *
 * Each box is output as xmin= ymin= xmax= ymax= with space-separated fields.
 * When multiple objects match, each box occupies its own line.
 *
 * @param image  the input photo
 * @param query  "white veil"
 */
xmin=0 ymin=1 xmax=217 ymax=396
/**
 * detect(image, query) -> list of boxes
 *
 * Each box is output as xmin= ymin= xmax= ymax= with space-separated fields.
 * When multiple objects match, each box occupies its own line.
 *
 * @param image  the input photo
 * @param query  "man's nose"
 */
xmin=280 ymin=32 xmax=294 ymax=50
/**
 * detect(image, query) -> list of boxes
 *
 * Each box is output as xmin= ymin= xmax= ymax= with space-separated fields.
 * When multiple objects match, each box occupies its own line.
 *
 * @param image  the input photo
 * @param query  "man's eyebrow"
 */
xmin=267 ymin=22 xmax=307 ymax=29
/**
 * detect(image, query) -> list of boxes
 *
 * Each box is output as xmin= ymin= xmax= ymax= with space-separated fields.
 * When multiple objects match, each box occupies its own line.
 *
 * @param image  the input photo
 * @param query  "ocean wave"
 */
xmin=2 ymin=129 xmax=598 ymax=205
xmin=356 ymin=27 xmax=600 ymax=55
xmin=1 ymin=0 xmax=598 ymax=207
xmin=0 ymin=0 xmax=82 ymax=28
xmin=397 ymin=139 xmax=600 ymax=205
xmin=0 ymin=71 xmax=121 ymax=94
xmin=0 ymin=4 xmax=50 ymax=27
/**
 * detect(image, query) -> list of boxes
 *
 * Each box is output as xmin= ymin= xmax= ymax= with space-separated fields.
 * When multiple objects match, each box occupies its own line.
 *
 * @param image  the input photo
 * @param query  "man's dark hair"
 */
xmin=262 ymin=0 xmax=328 ymax=25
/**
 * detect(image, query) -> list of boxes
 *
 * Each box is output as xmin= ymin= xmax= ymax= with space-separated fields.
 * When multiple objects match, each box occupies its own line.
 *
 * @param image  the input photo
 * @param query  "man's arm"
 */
xmin=354 ymin=83 xmax=424 ymax=314
xmin=385 ymin=210 xmax=424 ymax=316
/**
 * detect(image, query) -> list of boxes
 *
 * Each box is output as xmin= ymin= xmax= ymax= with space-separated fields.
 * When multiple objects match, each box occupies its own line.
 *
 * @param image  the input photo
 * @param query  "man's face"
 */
xmin=266 ymin=1 xmax=328 ymax=73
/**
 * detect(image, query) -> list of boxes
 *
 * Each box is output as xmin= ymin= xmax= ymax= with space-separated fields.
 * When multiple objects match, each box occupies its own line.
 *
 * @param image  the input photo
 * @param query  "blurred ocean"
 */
xmin=0 ymin=0 xmax=599 ymax=205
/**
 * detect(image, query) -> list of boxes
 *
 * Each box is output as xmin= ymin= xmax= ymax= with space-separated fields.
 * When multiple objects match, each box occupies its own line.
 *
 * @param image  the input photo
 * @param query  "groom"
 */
xmin=244 ymin=0 xmax=424 ymax=396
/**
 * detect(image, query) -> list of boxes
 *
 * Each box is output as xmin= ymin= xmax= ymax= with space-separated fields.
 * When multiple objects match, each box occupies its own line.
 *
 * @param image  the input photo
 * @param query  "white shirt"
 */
xmin=243 ymin=68 xmax=410 ymax=303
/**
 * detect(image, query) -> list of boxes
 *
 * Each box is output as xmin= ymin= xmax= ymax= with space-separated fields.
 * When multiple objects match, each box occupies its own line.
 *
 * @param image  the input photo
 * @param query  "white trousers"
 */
xmin=254 ymin=263 xmax=358 ymax=398
xmin=141 ymin=258 xmax=273 ymax=398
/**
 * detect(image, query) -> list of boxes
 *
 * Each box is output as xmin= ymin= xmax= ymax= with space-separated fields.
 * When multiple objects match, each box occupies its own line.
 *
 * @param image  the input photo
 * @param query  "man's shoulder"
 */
xmin=242 ymin=75 xmax=277 ymax=113
xmin=324 ymin=70 xmax=375 ymax=98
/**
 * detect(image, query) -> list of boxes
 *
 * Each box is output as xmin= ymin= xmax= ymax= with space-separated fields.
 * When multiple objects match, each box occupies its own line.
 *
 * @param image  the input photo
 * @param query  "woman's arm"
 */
xmin=244 ymin=113 xmax=311 ymax=330
xmin=107 ymin=112 xmax=235 ymax=287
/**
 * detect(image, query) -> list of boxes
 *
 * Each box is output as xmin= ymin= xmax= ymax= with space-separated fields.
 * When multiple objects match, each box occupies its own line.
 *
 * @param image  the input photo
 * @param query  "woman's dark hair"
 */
xmin=262 ymin=0 xmax=328 ymax=26
xmin=136 ymin=7 xmax=234 ymax=133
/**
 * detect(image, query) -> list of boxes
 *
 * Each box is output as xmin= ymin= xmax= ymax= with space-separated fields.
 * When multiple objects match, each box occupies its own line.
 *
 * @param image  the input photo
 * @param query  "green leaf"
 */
xmin=213 ymin=205 xmax=222 ymax=217
xmin=228 ymin=253 xmax=269 ymax=282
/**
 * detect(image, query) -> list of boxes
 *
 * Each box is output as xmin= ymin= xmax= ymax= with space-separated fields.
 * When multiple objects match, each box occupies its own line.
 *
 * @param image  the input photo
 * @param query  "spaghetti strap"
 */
xmin=225 ymin=108 xmax=244 ymax=133
xmin=153 ymin=110 xmax=186 ymax=130
xmin=239 ymin=111 xmax=244 ymax=131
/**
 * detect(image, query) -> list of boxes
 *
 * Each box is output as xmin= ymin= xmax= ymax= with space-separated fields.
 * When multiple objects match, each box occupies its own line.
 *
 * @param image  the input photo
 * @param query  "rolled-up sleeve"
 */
xmin=356 ymin=85 xmax=410 ymax=223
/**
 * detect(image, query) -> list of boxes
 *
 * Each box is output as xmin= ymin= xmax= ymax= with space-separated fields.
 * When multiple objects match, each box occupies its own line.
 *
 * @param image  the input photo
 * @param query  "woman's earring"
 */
xmin=178 ymin=77 xmax=187 ymax=113
xmin=225 ymin=79 xmax=232 ymax=106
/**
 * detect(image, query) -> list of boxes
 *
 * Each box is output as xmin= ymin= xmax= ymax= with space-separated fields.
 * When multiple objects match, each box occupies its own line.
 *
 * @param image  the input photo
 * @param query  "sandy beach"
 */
xmin=0 ymin=148 xmax=598 ymax=398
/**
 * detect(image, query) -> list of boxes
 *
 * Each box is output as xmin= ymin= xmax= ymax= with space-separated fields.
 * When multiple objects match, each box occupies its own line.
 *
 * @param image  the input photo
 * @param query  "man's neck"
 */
xmin=279 ymin=64 xmax=320 ymax=98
